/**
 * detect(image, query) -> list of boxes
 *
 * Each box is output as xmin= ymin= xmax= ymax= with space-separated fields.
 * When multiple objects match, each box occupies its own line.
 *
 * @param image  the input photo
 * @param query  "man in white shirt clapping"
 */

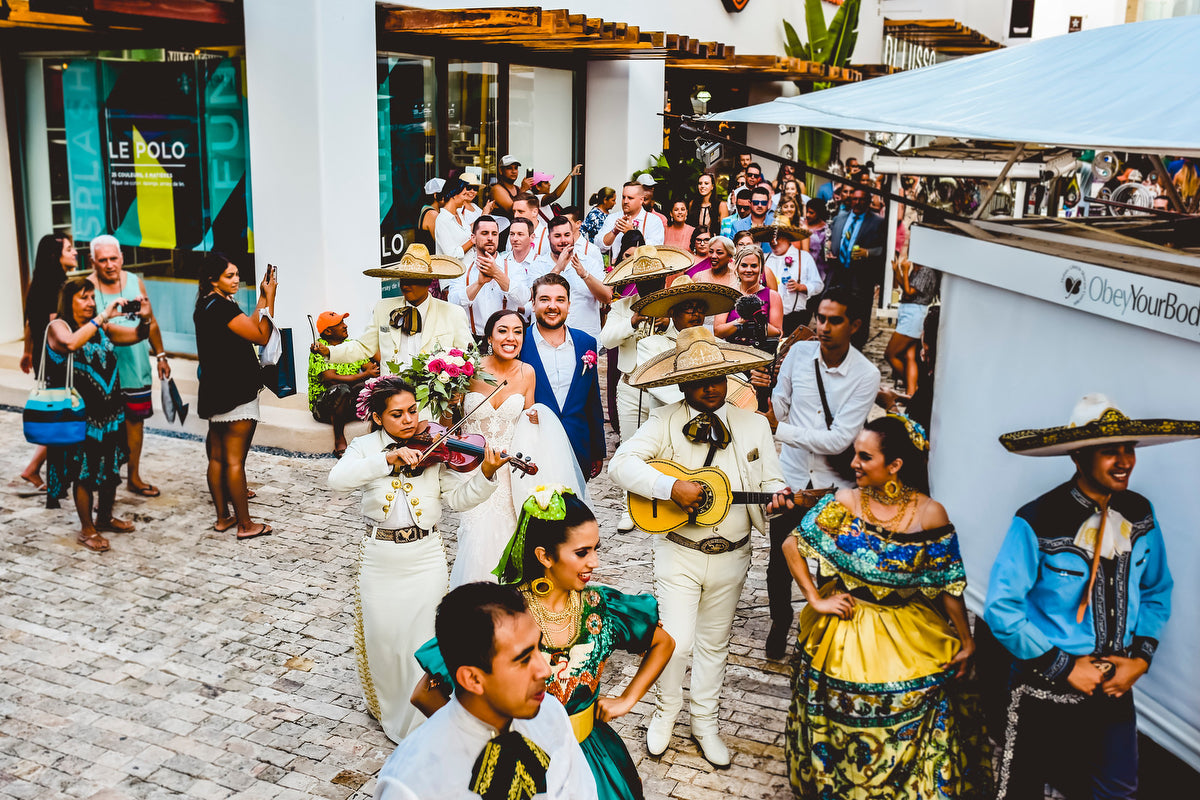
xmin=448 ymin=216 xmax=527 ymax=341
xmin=597 ymin=181 xmax=666 ymax=254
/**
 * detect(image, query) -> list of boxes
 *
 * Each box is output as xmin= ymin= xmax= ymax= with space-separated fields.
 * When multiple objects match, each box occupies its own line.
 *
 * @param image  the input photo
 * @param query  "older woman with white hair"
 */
xmin=688 ymin=234 xmax=737 ymax=289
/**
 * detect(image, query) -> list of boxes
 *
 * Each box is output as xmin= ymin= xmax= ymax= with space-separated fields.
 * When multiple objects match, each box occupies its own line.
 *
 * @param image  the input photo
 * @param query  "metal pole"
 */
xmin=973 ymin=144 xmax=1025 ymax=220
xmin=883 ymin=173 xmax=899 ymax=308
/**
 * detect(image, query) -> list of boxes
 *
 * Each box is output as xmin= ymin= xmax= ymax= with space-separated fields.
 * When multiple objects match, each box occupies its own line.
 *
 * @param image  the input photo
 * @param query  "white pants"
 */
xmin=616 ymin=382 xmax=662 ymax=442
xmin=356 ymin=532 xmax=448 ymax=743
xmin=651 ymin=535 xmax=751 ymax=733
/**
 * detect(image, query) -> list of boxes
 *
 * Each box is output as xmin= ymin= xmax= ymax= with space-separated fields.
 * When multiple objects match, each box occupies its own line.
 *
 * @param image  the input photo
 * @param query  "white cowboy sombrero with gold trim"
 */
xmin=604 ymin=245 xmax=694 ymax=288
xmin=362 ymin=243 xmax=465 ymax=280
xmin=632 ymin=275 xmax=740 ymax=318
xmin=999 ymin=393 xmax=1200 ymax=457
xmin=624 ymin=326 xmax=773 ymax=389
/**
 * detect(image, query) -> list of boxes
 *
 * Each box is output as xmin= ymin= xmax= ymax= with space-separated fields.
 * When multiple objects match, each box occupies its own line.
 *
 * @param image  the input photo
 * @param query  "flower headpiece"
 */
xmin=491 ymin=485 xmax=576 ymax=586
xmin=355 ymin=376 xmax=385 ymax=420
xmin=888 ymin=412 xmax=929 ymax=452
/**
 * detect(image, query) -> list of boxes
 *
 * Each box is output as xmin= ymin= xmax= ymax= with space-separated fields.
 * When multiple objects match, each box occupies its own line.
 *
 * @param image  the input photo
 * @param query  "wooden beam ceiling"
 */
xmin=668 ymin=55 xmax=862 ymax=84
xmin=3 ymin=1 xmax=237 ymax=33
xmin=883 ymin=18 xmax=1002 ymax=54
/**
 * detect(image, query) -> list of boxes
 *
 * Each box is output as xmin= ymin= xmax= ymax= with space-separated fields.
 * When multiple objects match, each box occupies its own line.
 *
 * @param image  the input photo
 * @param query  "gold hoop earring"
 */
xmin=883 ymin=479 xmax=903 ymax=501
xmin=530 ymin=577 xmax=554 ymax=597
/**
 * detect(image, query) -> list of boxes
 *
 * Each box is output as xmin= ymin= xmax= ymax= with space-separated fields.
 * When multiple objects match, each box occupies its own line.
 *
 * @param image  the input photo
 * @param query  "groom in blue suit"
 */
xmin=520 ymin=273 xmax=606 ymax=479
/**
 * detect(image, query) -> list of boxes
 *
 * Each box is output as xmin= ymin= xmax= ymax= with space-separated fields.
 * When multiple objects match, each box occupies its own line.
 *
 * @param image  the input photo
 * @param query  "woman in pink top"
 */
xmin=662 ymin=200 xmax=695 ymax=250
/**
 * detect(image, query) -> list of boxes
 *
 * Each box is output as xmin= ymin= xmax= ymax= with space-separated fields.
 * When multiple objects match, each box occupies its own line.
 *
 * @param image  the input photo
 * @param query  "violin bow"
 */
xmin=414 ymin=380 xmax=508 ymax=464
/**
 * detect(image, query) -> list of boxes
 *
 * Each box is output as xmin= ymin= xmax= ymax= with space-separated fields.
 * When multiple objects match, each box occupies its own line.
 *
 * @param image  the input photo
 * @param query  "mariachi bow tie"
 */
xmin=389 ymin=305 xmax=422 ymax=335
xmin=683 ymin=412 xmax=731 ymax=450
xmin=469 ymin=730 xmax=549 ymax=800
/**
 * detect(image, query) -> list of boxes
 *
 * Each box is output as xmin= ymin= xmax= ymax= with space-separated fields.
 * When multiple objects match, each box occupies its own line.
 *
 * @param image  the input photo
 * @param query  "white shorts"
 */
xmin=209 ymin=397 xmax=260 ymax=423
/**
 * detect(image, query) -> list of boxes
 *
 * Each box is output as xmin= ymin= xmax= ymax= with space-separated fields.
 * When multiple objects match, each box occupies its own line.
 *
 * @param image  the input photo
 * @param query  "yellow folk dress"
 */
xmin=786 ymin=495 xmax=990 ymax=799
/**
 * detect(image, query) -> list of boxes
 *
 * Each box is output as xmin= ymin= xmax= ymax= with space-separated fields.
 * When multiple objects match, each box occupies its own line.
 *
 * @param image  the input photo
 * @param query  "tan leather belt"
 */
xmin=665 ymin=532 xmax=750 ymax=555
xmin=370 ymin=525 xmax=430 ymax=543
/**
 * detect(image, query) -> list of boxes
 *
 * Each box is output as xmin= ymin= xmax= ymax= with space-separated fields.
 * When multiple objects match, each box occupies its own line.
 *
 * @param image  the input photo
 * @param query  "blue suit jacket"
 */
xmin=520 ymin=327 xmax=606 ymax=475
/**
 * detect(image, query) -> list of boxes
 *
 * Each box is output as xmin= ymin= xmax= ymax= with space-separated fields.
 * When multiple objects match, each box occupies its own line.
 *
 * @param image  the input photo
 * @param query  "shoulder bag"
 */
xmin=812 ymin=360 xmax=858 ymax=483
xmin=23 ymin=322 xmax=87 ymax=446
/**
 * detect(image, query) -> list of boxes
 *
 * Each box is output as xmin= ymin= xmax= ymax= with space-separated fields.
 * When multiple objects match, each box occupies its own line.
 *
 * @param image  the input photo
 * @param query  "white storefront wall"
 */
xmin=911 ymin=224 xmax=1200 ymax=770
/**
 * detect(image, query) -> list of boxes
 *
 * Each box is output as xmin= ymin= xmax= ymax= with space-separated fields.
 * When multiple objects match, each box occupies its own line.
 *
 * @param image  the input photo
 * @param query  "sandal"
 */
xmin=127 ymin=482 xmax=161 ymax=498
xmin=332 ymin=448 xmax=347 ymax=459
xmin=236 ymin=523 xmax=272 ymax=541
xmin=20 ymin=473 xmax=46 ymax=491
xmin=77 ymin=531 xmax=110 ymax=552
xmin=96 ymin=517 xmax=135 ymax=534
xmin=246 ymin=489 xmax=257 ymax=500
xmin=213 ymin=517 xmax=237 ymax=533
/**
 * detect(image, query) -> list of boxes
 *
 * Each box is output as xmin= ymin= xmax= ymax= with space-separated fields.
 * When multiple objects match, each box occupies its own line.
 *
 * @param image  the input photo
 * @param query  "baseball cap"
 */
xmin=636 ymin=173 xmax=657 ymax=187
xmin=316 ymin=311 xmax=349 ymax=334
xmin=531 ymin=171 xmax=554 ymax=185
xmin=423 ymin=177 xmax=445 ymax=195
xmin=500 ymin=154 xmax=521 ymax=167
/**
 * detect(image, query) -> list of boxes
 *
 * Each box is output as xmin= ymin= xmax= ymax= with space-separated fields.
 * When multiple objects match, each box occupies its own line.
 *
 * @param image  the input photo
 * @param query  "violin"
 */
xmin=391 ymin=420 xmax=538 ymax=477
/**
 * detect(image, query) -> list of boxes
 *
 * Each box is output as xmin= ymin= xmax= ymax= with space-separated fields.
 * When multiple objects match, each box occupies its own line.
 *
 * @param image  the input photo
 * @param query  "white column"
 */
xmin=584 ymin=60 xmax=665 ymax=187
xmin=23 ymin=60 xmax=54 ymax=259
xmin=243 ymin=0 xmax=380 ymax=343
xmin=0 ymin=58 xmax=26 ymax=343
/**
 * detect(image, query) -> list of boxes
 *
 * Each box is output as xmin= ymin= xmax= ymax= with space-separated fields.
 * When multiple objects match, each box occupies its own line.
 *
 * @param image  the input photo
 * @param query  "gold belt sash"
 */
xmin=568 ymin=703 xmax=595 ymax=743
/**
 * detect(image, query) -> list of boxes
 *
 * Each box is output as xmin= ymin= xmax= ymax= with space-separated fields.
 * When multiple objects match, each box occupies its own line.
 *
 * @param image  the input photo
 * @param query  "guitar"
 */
xmin=627 ymin=459 xmax=831 ymax=534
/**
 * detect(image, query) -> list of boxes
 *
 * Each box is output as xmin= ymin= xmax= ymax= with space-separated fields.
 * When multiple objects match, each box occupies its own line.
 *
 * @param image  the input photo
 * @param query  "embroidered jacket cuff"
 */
xmin=1028 ymin=646 xmax=1073 ymax=683
xmin=1131 ymin=636 xmax=1158 ymax=666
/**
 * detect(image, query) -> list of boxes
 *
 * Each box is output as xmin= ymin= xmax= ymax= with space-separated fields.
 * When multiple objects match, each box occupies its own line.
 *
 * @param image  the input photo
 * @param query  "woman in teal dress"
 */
xmin=781 ymin=415 xmax=990 ymax=799
xmin=414 ymin=486 xmax=675 ymax=800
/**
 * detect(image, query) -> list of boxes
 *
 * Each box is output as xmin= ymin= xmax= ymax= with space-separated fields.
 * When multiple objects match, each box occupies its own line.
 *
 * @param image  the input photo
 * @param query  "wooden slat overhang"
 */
xmin=883 ymin=18 xmax=1002 ymax=55
xmin=3 ymin=0 xmax=237 ymax=32
xmin=668 ymin=54 xmax=862 ymax=84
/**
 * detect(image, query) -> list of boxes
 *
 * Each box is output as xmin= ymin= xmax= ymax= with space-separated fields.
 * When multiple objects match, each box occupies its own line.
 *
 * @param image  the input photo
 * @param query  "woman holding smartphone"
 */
xmin=194 ymin=255 xmax=276 ymax=540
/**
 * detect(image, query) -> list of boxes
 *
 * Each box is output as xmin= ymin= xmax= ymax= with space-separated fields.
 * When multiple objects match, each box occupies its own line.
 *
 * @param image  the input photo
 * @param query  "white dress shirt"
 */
xmin=447 ymin=251 xmax=529 ymax=335
xmin=529 ymin=244 xmax=606 ymax=339
xmin=435 ymin=208 xmax=472 ymax=257
xmin=531 ymin=323 xmax=576 ymax=410
xmin=596 ymin=208 xmax=665 ymax=252
xmin=766 ymin=247 xmax=824 ymax=314
xmin=373 ymin=694 xmax=596 ymax=800
xmin=500 ymin=247 xmax=539 ymax=317
xmin=772 ymin=340 xmax=881 ymax=490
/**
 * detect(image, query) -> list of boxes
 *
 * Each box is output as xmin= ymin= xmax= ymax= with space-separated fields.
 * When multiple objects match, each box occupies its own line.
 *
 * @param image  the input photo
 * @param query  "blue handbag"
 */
xmin=23 ymin=323 xmax=87 ymax=446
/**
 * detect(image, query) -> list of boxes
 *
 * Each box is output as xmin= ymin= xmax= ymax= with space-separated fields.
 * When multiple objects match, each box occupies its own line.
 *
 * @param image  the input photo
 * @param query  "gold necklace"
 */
xmin=859 ymin=485 xmax=917 ymax=530
xmin=522 ymin=589 xmax=582 ymax=649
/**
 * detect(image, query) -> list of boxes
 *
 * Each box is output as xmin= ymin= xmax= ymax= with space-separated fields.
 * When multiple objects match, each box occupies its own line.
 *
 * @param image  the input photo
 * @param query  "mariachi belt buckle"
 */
xmin=699 ymin=537 xmax=731 ymax=555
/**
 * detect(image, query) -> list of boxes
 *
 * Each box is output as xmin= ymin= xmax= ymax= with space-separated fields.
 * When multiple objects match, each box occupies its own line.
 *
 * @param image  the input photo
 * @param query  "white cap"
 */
xmin=423 ymin=178 xmax=445 ymax=195
xmin=636 ymin=173 xmax=657 ymax=187
xmin=500 ymin=154 xmax=520 ymax=167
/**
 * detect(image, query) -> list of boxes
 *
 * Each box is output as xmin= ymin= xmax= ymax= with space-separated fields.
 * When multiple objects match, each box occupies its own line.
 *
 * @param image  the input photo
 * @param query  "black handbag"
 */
xmin=261 ymin=327 xmax=297 ymax=398
xmin=813 ymin=360 xmax=858 ymax=483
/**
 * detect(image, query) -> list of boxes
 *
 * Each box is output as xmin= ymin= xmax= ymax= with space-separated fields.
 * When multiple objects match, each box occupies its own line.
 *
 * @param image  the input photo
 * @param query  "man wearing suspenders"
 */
xmin=447 ymin=216 xmax=527 ymax=343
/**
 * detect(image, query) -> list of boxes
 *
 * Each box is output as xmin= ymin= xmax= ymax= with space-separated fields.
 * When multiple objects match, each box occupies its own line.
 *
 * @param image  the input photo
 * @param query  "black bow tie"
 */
xmin=683 ymin=412 xmax=731 ymax=450
xmin=469 ymin=730 xmax=549 ymax=800
xmin=389 ymin=305 xmax=422 ymax=335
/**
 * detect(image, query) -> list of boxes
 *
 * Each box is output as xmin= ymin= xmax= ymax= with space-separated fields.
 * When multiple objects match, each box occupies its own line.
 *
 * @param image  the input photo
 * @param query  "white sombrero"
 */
xmin=999 ymin=393 xmax=1200 ymax=457
xmin=631 ymin=275 xmax=740 ymax=318
xmin=624 ymin=326 xmax=772 ymax=389
xmin=362 ymin=244 xmax=465 ymax=280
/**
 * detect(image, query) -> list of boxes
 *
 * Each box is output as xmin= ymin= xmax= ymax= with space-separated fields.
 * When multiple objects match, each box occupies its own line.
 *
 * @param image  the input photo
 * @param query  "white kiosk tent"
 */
xmin=710 ymin=16 xmax=1200 ymax=771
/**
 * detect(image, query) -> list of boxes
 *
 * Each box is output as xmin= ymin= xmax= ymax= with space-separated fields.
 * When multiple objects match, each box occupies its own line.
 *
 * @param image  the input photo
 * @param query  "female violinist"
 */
xmin=328 ymin=375 xmax=504 ymax=743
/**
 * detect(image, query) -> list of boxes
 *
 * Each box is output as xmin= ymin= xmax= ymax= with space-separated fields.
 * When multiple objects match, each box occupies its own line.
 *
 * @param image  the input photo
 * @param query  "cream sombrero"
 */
xmin=749 ymin=224 xmax=809 ymax=243
xmin=362 ymin=243 xmax=465 ymax=280
xmin=999 ymin=393 xmax=1200 ymax=457
xmin=631 ymin=275 xmax=740 ymax=318
xmin=625 ymin=326 xmax=773 ymax=389
xmin=604 ymin=245 xmax=694 ymax=288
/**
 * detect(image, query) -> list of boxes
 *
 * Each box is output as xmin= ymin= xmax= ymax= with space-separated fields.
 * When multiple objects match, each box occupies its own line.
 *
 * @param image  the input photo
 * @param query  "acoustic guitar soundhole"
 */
xmin=698 ymin=486 xmax=715 ymax=515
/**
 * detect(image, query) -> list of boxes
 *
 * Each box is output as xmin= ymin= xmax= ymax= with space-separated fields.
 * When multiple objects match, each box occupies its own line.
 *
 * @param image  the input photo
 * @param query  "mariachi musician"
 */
xmin=607 ymin=327 xmax=794 ymax=768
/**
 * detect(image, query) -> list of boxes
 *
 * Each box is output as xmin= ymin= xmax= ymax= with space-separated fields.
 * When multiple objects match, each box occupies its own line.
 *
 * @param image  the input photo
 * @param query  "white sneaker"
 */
xmin=618 ymin=512 xmax=635 ymax=532
xmin=693 ymin=731 xmax=731 ymax=769
xmin=645 ymin=711 xmax=675 ymax=757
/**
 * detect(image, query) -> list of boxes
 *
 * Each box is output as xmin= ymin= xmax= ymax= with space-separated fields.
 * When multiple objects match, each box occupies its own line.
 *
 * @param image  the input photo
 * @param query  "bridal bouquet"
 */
xmin=393 ymin=345 xmax=492 ymax=421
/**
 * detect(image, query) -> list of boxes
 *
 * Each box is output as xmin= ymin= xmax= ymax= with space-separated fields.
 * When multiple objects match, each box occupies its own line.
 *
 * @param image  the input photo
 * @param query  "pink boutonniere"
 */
xmin=581 ymin=350 xmax=597 ymax=372
xmin=784 ymin=256 xmax=794 ymax=267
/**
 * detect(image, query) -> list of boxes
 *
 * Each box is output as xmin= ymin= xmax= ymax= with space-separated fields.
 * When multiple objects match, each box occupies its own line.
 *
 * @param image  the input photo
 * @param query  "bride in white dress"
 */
xmin=449 ymin=309 xmax=586 ymax=587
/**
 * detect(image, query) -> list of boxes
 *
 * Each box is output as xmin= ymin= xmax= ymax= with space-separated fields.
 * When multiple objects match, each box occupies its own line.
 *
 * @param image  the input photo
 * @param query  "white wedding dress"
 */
xmin=448 ymin=391 xmax=587 ymax=588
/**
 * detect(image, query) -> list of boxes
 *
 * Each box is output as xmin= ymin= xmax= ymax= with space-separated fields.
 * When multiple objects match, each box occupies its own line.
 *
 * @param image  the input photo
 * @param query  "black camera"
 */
xmin=729 ymin=295 xmax=778 ymax=412
xmin=122 ymin=299 xmax=141 ymax=317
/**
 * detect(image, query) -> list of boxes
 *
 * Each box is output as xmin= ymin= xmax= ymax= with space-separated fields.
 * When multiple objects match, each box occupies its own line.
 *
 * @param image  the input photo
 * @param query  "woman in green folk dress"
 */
xmin=413 ymin=486 xmax=674 ymax=800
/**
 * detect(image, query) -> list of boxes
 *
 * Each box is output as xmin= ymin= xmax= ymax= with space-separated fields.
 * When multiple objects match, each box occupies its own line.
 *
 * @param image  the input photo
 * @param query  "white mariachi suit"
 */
xmin=599 ymin=297 xmax=645 ymax=437
xmin=608 ymin=401 xmax=785 ymax=733
xmin=328 ymin=295 xmax=473 ymax=371
xmin=328 ymin=429 xmax=498 ymax=743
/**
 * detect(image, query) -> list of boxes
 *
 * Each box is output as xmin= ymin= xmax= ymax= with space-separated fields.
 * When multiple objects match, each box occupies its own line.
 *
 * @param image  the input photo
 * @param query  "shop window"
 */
xmin=447 ymin=61 xmax=499 ymax=176
xmin=507 ymin=66 xmax=574 ymax=201
xmin=378 ymin=54 xmax=436 ymax=264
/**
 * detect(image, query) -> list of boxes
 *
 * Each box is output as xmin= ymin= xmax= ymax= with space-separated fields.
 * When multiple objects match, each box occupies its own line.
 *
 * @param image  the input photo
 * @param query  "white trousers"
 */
xmin=651 ymin=536 xmax=751 ymax=733
xmin=616 ymin=382 xmax=662 ymax=442
xmin=356 ymin=533 xmax=448 ymax=743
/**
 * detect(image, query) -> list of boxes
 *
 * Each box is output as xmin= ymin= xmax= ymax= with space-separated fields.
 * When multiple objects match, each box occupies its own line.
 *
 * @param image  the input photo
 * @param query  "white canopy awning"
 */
xmin=710 ymin=15 xmax=1200 ymax=157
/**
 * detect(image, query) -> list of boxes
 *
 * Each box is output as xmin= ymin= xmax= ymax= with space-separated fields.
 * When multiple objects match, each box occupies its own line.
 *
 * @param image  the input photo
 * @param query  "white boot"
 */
xmin=645 ymin=710 xmax=676 ymax=757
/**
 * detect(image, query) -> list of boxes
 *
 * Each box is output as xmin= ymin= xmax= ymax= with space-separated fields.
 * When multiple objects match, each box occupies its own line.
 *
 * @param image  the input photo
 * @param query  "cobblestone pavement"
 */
xmin=0 ymin=323 xmax=906 ymax=800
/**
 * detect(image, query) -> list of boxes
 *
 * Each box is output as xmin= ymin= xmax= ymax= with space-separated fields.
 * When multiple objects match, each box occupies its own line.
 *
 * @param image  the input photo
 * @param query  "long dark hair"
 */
xmin=55 ymin=277 xmax=95 ymax=332
xmin=26 ymin=233 xmax=72 ymax=333
xmin=366 ymin=376 xmax=417 ymax=432
xmin=863 ymin=415 xmax=929 ymax=495
xmin=520 ymin=493 xmax=597 ymax=584
xmin=197 ymin=252 xmax=233 ymax=305
xmin=482 ymin=309 xmax=525 ymax=355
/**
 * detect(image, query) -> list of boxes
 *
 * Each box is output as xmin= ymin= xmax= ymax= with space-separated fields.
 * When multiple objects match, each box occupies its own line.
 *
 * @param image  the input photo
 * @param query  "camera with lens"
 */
xmin=122 ymin=298 xmax=141 ymax=317
xmin=729 ymin=295 xmax=779 ymax=412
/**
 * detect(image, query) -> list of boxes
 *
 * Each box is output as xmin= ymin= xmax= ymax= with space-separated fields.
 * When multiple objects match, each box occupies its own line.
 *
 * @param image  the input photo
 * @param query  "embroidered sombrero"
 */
xmin=362 ymin=243 xmax=465 ymax=280
xmin=999 ymin=393 xmax=1200 ymax=457
xmin=749 ymin=224 xmax=809 ymax=243
xmin=624 ymin=326 xmax=772 ymax=389
xmin=604 ymin=245 xmax=694 ymax=288
xmin=631 ymin=275 xmax=740 ymax=318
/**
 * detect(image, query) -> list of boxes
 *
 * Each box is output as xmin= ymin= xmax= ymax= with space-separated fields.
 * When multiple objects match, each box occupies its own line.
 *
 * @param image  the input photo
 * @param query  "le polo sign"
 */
xmin=909 ymin=226 xmax=1200 ymax=344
